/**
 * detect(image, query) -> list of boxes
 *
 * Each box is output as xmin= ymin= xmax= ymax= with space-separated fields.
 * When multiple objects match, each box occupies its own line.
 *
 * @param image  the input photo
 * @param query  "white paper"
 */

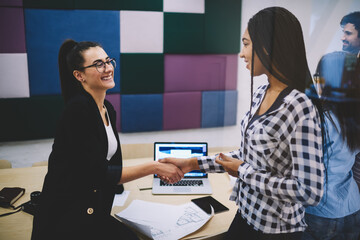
xmin=115 ymin=200 xmax=213 ymax=240
xmin=112 ymin=191 xmax=130 ymax=207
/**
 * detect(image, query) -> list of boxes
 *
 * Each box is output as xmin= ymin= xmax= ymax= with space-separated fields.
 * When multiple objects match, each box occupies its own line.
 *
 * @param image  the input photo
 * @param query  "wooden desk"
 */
xmin=0 ymin=158 xmax=237 ymax=240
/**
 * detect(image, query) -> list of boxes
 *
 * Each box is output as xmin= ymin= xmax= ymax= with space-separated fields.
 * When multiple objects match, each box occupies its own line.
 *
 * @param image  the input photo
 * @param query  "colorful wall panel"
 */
xmin=0 ymin=96 xmax=64 ymax=141
xmin=0 ymin=0 xmax=23 ymax=7
xmin=201 ymin=90 xmax=238 ymax=128
xmin=0 ymin=6 xmax=29 ymax=99
xmin=163 ymin=92 xmax=202 ymax=130
xmin=25 ymin=9 xmax=120 ymax=96
xmin=0 ymin=0 xmax=241 ymax=141
xmin=0 ymin=7 xmax=26 ymax=53
xmin=120 ymin=11 xmax=163 ymax=53
xmin=164 ymin=55 xmax=238 ymax=92
xmin=120 ymin=54 xmax=164 ymax=94
xmin=0 ymin=54 xmax=29 ymax=98
xmin=121 ymin=94 xmax=163 ymax=133
xmin=163 ymin=0 xmax=205 ymax=14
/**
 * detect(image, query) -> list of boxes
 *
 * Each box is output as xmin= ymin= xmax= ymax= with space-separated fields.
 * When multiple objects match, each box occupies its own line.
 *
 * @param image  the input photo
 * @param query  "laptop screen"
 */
xmin=154 ymin=142 xmax=208 ymax=178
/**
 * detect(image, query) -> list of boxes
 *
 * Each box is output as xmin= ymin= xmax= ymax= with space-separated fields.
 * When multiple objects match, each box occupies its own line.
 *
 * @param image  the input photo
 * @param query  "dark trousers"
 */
xmin=225 ymin=212 xmax=303 ymax=240
xmin=32 ymin=214 xmax=139 ymax=240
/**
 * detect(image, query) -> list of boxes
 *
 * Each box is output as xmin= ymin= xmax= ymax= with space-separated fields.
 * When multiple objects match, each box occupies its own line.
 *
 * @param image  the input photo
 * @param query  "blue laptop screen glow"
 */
xmin=154 ymin=142 xmax=208 ymax=177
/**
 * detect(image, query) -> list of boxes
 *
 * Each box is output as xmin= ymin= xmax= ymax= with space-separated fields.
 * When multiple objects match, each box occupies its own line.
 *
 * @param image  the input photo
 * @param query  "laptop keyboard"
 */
xmin=160 ymin=179 xmax=204 ymax=187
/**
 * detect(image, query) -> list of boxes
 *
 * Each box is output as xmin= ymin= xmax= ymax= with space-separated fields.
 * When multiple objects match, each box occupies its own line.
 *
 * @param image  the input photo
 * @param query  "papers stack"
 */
xmin=115 ymin=200 xmax=213 ymax=240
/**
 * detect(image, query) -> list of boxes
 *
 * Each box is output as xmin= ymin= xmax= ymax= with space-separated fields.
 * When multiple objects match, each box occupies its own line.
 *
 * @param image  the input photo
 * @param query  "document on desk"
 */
xmin=115 ymin=199 xmax=214 ymax=240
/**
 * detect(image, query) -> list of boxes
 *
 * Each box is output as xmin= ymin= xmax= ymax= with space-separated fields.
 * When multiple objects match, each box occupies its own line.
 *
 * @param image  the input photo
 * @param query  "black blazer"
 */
xmin=32 ymin=91 xmax=123 ymax=240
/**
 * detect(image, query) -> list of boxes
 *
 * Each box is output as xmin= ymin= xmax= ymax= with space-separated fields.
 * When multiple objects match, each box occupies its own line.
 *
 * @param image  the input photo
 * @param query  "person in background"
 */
xmin=160 ymin=7 xmax=324 ymax=239
xmin=341 ymin=11 xmax=360 ymax=57
xmin=31 ymin=39 xmax=183 ymax=240
xmin=303 ymin=51 xmax=360 ymax=240
xmin=341 ymin=11 xmax=360 ymax=199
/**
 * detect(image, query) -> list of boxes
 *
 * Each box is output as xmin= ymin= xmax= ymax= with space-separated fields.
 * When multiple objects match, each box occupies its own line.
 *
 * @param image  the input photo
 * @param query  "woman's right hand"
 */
xmin=154 ymin=161 xmax=184 ymax=184
xmin=158 ymin=157 xmax=199 ymax=175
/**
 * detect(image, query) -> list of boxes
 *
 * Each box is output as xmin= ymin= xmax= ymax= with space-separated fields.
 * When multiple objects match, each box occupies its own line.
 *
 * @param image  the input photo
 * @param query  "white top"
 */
xmin=104 ymin=106 xmax=117 ymax=160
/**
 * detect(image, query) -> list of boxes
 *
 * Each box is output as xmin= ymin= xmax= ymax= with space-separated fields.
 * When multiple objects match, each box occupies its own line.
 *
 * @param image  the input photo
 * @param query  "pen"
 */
xmin=139 ymin=187 xmax=152 ymax=191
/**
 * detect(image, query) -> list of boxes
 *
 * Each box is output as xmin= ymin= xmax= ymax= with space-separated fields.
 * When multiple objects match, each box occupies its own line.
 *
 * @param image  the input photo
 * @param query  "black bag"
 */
xmin=0 ymin=188 xmax=41 ymax=217
xmin=0 ymin=187 xmax=25 ymax=208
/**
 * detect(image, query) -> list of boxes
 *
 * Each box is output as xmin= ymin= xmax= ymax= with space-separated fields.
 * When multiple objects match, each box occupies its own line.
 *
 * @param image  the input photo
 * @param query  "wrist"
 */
xmin=190 ymin=157 xmax=200 ymax=170
xmin=151 ymin=161 xmax=160 ymax=175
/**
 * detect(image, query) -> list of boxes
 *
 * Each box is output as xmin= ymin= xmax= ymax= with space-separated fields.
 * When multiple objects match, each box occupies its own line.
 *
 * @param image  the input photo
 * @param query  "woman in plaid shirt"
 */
xmin=160 ymin=7 xmax=324 ymax=239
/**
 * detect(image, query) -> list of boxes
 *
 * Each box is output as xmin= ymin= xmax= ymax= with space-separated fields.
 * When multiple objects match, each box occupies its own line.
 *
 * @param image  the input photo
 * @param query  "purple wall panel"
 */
xmin=0 ymin=7 xmax=26 ymax=53
xmin=163 ymin=92 xmax=201 ymax=130
xmin=164 ymin=54 xmax=237 ymax=92
xmin=225 ymin=55 xmax=238 ymax=89
xmin=105 ymin=93 xmax=121 ymax=132
xmin=0 ymin=0 xmax=22 ymax=7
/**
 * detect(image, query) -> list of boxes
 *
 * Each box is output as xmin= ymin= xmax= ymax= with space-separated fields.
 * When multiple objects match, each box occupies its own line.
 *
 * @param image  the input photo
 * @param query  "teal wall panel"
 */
xmin=23 ymin=0 xmax=74 ymax=9
xmin=164 ymin=13 xmax=205 ymax=53
xmin=23 ymin=0 xmax=163 ymax=10
xmin=120 ymin=54 xmax=164 ymax=94
xmin=0 ymin=96 xmax=64 ymax=141
xmin=204 ymin=0 xmax=241 ymax=53
xmin=75 ymin=0 xmax=162 ymax=11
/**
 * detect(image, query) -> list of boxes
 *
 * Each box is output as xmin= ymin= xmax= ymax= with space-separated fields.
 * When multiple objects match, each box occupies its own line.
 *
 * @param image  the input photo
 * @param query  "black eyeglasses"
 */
xmin=78 ymin=58 xmax=116 ymax=73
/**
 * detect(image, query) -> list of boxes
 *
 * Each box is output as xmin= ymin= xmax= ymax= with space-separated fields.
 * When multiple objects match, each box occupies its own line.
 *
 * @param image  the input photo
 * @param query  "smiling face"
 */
xmin=73 ymin=46 xmax=115 ymax=92
xmin=342 ymin=23 xmax=360 ymax=54
xmin=239 ymin=28 xmax=266 ymax=77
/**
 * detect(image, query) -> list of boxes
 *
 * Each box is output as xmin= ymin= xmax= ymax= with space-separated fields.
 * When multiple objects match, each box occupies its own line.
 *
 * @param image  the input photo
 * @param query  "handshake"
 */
xmin=155 ymin=153 xmax=244 ymax=184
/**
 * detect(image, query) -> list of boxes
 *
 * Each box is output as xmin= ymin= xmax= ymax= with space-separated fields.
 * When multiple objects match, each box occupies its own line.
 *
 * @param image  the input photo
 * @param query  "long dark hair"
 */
xmin=315 ymin=51 xmax=360 ymax=152
xmin=58 ymin=39 xmax=101 ymax=103
xmin=246 ymin=7 xmax=325 ymax=124
xmin=247 ymin=7 xmax=311 ymax=94
xmin=246 ymin=7 xmax=327 ymax=175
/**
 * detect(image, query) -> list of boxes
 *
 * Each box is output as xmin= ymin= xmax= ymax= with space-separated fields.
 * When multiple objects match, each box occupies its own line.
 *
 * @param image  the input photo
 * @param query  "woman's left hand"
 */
xmin=215 ymin=153 xmax=243 ymax=177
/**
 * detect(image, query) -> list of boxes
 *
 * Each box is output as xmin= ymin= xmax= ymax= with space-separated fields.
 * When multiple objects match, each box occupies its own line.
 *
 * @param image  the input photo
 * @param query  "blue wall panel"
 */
xmin=25 ymin=9 xmax=120 ymax=96
xmin=121 ymin=94 xmax=163 ymax=132
xmin=202 ymin=90 xmax=237 ymax=127
xmin=224 ymin=90 xmax=237 ymax=126
xmin=202 ymin=91 xmax=225 ymax=128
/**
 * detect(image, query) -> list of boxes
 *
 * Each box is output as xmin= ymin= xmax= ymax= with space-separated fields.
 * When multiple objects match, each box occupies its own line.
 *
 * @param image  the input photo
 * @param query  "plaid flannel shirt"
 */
xmin=198 ymin=84 xmax=324 ymax=234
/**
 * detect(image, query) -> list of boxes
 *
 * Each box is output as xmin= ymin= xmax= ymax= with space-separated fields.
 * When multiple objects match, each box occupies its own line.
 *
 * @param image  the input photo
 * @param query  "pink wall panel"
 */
xmin=164 ymin=54 xmax=237 ymax=92
xmin=0 ymin=7 xmax=26 ymax=53
xmin=163 ymin=91 xmax=201 ymax=130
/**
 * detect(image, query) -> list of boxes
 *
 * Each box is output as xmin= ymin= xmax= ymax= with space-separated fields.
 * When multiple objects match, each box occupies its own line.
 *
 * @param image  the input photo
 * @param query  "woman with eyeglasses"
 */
xmin=31 ymin=39 xmax=184 ymax=240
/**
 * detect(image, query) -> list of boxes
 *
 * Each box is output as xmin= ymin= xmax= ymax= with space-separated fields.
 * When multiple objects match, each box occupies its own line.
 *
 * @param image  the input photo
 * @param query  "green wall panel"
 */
xmin=0 ymin=96 xmax=64 ymax=141
xmin=164 ymin=13 xmax=205 ymax=53
xmin=120 ymin=54 xmax=164 ymax=94
xmin=23 ymin=0 xmax=162 ymax=10
xmin=204 ymin=0 xmax=241 ymax=53
xmin=74 ymin=0 xmax=162 ymax=10
xmin=23 ymin=0 xmax=74 ymax=9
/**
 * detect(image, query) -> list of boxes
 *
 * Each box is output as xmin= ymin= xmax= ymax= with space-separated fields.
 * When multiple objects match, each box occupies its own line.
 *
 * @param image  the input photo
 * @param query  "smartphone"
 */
xmin=191 ymin=196 xmax=229 ymax=214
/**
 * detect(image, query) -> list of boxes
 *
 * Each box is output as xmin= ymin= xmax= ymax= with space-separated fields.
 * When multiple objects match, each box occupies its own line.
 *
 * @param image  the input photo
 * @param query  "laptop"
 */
xmin=152 ymin=142 xmax=212 ymax=195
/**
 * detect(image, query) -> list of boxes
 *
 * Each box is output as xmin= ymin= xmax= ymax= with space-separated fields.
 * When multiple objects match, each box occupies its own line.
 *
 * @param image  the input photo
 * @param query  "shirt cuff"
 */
xmin=238 ymin=162 xmax=252 ymax=180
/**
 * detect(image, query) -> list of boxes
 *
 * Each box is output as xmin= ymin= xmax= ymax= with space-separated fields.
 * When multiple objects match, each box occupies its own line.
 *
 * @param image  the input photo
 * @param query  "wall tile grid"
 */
xmin=0 ymin=0 xmax=241 ymax=140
